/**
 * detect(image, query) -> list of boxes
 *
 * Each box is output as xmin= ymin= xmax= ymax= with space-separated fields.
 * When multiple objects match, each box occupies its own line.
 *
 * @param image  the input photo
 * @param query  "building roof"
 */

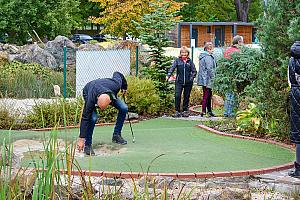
xmin=179 ymin=22 xmax=254 ymax=26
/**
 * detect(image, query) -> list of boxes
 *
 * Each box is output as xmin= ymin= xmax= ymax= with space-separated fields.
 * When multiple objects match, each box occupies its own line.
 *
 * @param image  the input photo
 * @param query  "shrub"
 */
xmin=248 ymin=0 xmax=299 ymax=140
xmin=189 ymin=85 xmax=203 ymax=106
xmin=25 ymin=98 xmax=83 ymax=128
xmin=236 ymin=103 xmax=264 ymax=134
xmin=0 ymin=61 xmax=75 ymax=98
xmin=126 ymin=77 xmax=162 ymax=115
xmin=0 ymin=106 xmax=15 ymax=129
xmin=213 ymin=47 xmax=262 ymax=99
xmin=97 ymin=105 xmax=118 ymax=123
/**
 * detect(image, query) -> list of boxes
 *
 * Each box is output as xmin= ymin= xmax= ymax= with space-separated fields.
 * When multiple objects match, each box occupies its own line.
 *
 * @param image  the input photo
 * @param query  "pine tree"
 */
xmin=134 ymin=0 xmax=180 ymax=111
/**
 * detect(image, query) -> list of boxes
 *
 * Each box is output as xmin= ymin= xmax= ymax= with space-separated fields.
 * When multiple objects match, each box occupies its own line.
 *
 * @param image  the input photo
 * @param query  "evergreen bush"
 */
xmin=246 ymin=0 xmax=300 ymax=140
xmin=214 ymin=47 xmax=262 ymax=102
xmin=126 ymin=77 xmax=162 ymax=115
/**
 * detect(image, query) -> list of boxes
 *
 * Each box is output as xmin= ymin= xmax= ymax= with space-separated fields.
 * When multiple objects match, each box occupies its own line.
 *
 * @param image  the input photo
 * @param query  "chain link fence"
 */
xmin=75 ymin=49 xmax=131 ymax=96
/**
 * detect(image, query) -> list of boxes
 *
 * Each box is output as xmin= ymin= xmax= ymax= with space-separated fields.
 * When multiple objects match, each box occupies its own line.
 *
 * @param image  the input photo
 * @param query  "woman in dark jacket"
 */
xmin=167 ymin=46 xmax=197 ymax=117
xmin=288 ymin=41 xmax=300 ymax=178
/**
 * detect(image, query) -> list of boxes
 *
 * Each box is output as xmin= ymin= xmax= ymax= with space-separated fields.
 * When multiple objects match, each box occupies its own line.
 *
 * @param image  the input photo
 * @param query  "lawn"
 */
xmin=0 ymin=118 xmax=294 ymax=173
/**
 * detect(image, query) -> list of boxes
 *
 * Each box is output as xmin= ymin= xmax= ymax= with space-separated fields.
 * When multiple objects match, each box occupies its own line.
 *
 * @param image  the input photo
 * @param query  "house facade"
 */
xmin=176 ymin=22 xmax=256 ymax=48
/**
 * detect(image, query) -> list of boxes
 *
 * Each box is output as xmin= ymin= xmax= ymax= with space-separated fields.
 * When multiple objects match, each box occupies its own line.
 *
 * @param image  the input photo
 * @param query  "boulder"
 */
xmin=212 ymin=95 xmax=224 ymax=107
xmin=12 ymin=44 xmax=58 ymax=69
xmin=45 ymin=35 xmax=77 ymax=66
xmin=0 ymin=43 xmax=19 ymax=54
xmin=78 ymin=43 xmax=104 ymax=51
xmin=0 ymin=51 xmax=8 ymax=64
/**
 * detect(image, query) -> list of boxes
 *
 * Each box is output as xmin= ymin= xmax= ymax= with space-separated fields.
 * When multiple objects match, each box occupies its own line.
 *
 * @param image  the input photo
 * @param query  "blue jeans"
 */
xmin=224 ymin=92 xmax=236 ymax=117
xmin=85 ymin=97 xmax=128 ymax=146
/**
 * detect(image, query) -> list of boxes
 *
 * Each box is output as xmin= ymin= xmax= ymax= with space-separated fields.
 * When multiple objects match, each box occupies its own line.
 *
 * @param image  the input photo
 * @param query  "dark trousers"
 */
xmin=83 ymin=98 xmax=128 ymax=146
xmin=175 ymin=83 xmax=193 ymax=112
xmin=202 ymin=86 xmax=212 ymax=113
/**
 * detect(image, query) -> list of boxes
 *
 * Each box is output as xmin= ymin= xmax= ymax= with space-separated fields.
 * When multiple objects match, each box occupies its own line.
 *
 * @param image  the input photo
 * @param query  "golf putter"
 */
xmin=122 ymin=94 xmax=135 ymax=143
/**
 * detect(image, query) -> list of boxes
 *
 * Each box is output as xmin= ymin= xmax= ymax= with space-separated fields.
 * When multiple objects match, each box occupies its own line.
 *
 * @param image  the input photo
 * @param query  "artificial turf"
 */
xmin=0 ymin=118 xmax=294 ymax=173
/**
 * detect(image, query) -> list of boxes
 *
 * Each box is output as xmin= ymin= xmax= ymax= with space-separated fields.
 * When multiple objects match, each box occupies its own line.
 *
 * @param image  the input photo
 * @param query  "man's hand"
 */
xmin=77 ymin=138 xmax=85 ymax=152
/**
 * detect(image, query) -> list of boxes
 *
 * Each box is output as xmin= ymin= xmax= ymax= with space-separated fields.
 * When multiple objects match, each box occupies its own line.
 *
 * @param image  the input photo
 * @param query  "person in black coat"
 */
xmin=288 ymin=41 xmax=300 ymax=178
xmin=167 ymin=46 xmax=197 ymax=117
xmin=77 ymin=72 xmax=128 ymax=155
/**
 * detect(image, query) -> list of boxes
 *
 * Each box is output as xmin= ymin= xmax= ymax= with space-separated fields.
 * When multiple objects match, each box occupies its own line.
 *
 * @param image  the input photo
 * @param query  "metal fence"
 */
xmin=75 ymin=49 xmax=131 ymax=96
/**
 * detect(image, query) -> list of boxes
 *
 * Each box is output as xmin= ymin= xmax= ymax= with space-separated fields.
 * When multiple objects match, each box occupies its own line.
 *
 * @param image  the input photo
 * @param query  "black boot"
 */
xmin=112 ymin=135 xmax=127 ymax=145
xmin=288 ymin=162 xmax=300 ymax=178
xmin=84 ymin=145 xmax=95 ymax=156
xmin=172 ymin=111 xmax=181 ymax=118
xmin=208 ymin=112 xmax=216 ymax=117
xmin=200 ymin=112 xmax=206 ymax=117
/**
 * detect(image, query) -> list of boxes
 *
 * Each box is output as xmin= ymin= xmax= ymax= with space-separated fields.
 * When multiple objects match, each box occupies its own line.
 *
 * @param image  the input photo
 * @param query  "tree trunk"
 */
xmin=234 ymin=0 xmax=252 ymax=22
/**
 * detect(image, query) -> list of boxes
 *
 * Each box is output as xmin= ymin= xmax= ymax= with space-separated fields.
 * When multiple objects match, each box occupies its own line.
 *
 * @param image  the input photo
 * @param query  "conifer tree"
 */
xmin=134 ymin=0 xmax=181 ymax=110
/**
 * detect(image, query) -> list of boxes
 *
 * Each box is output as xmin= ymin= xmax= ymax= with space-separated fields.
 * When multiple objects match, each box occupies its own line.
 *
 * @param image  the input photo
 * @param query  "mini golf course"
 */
xmin=0 ymin=118 xmax=295 ymax=174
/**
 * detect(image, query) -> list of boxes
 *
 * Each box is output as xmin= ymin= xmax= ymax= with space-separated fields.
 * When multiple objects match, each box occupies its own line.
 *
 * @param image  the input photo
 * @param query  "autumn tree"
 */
xmin=90 ymin=0 xmax=183 ymax=38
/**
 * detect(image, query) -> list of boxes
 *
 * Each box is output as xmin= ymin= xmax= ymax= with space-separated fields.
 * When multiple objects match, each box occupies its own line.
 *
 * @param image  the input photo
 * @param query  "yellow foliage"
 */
xmin=89 ymin=0 xmax=185 ymax=37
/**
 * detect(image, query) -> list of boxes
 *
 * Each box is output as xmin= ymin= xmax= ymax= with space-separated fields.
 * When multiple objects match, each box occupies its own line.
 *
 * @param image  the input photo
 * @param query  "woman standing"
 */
xmin=167 ymin=46 xmax=197 ymax=117
xmin=288 ymin=41 xmax=300 ymax=178
xmin=197 ymin=42 xmax=216 ymax=117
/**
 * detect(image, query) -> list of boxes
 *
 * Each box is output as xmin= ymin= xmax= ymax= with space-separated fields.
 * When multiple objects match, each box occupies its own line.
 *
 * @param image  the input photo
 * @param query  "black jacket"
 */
xmin=289 ymin=41 xmax=300 ymax=143
xmin=79 ymin=72 xmax=127 ymax=138
xmin=168 ymin=57 xmax=197 ymax=85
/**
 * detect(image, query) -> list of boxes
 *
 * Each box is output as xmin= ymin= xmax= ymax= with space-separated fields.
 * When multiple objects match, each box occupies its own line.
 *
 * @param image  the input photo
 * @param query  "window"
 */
xmin=207 ymin=26 xmax=211 ymax=33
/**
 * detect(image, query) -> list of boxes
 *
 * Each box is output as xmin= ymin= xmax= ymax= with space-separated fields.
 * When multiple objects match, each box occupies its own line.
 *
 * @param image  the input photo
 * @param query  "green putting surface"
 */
xmin=0 ymin=118 xmax=294 ymax=173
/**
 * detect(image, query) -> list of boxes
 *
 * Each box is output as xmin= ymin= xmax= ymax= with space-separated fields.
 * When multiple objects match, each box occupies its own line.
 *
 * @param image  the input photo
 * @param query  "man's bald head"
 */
xmin=97 ymin=93 xmax=111 ymax=110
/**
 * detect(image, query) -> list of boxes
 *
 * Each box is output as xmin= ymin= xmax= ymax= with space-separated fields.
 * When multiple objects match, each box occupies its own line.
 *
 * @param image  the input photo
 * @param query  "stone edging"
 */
xmin=30 ymin=116 xmax=294 ymax=179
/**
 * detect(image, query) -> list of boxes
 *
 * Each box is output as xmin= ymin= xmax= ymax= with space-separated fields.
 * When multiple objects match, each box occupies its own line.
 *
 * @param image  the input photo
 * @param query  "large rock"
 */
xmin=12 ymin=44 xmax=58 ymax=69
xmin=0 ymin=43 xmax=19 ymax=54
xmin=212 ymin=95 xmax=224 ymax=107
xmin=45 ymin=35 xmax=77 ymax=66
xmin=78 ymin=43 xmax=104 ymax=51
xmin=0 ymin=51 xmax=8 ymax=64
